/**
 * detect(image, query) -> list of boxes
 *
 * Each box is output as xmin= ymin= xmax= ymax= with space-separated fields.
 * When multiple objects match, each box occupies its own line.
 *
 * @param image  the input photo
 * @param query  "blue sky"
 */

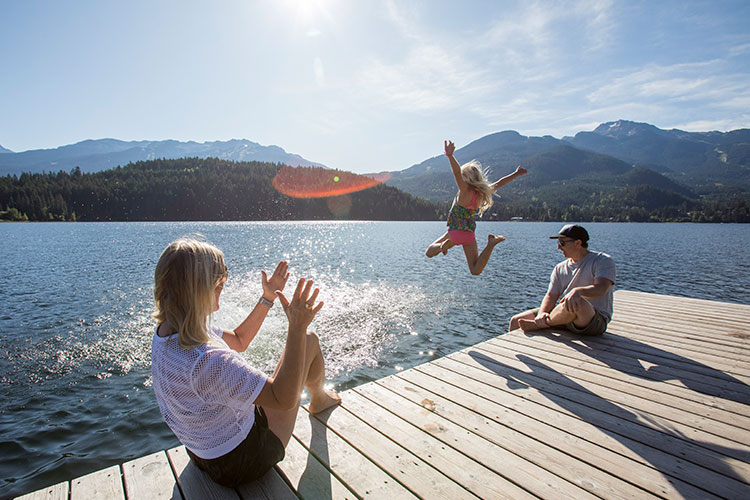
xmin=2 ymin=0 xmax=749 ymax=173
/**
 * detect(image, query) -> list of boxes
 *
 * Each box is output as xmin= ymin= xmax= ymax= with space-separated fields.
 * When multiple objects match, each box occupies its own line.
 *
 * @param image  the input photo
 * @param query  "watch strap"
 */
xmin=258 ymin=296 xmax=274 ymax=308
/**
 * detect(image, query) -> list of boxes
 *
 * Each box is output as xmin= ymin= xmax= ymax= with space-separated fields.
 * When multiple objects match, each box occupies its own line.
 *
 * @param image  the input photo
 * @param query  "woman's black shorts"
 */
xmin=185 ymin=406 xmax=285 ymax=487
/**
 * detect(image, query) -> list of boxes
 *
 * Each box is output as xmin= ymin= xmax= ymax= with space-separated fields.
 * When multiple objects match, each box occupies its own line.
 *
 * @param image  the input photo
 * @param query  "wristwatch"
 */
xmin=258 ymin=297 xmax=274 ymax=308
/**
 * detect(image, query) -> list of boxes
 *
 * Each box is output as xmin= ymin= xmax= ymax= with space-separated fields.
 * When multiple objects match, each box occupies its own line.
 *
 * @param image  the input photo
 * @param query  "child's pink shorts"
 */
xmin=448 ymin=229 xmax=476 ymax=246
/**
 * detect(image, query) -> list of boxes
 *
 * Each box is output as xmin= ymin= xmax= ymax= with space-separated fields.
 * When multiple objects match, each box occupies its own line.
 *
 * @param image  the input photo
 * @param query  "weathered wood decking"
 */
xmin=17 ymin=290 xmax=750 ymax=499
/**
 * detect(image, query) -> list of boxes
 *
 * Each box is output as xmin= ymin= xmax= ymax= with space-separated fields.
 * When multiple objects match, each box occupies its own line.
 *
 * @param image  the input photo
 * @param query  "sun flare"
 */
xmin=282 ymin=0 xmax=335 ymax=26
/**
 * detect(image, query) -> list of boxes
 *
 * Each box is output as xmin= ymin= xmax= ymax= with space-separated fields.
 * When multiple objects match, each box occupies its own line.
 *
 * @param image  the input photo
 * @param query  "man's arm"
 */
xmin=536 ymin=292 xmax=560 ymax=320
xmin=560 ymin=278 xmax=613 ymax=312
xmin=568 ymin=277 xmax=614 ymax=298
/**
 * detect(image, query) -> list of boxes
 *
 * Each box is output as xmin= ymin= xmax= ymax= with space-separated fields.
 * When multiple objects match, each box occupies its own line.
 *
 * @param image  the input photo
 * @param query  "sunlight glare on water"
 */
xmin=1 ymin=221 xmax=749 ymax=499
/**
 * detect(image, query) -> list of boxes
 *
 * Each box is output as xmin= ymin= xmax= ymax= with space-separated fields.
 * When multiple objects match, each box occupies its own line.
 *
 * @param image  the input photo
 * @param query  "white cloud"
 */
xmin=728 ymin=42 xmax=750 ymax=57
xmin=384 ymin=0 xmax=421 ymax=41
xmin=673 ymin=119 xmax=742 ymax=132
xmin=355 ymin=0 xmax=623 ymax=121
xmin=585 ymin=60 xmax=748 ymax=105
xmin=356 ymin=44 xmax=494 ymax=112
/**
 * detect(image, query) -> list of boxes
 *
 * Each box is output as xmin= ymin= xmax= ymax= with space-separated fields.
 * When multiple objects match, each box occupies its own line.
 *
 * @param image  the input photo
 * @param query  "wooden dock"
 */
xmin=17 ymin=290 xmax=750 ymax=499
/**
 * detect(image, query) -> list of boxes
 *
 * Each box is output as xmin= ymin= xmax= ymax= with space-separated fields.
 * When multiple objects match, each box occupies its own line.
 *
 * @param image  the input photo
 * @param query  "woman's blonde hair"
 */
xmin=461 ymin=160 xmax=495 ymax=216
xmin=153 ymin=236 xmax=227 ymax=349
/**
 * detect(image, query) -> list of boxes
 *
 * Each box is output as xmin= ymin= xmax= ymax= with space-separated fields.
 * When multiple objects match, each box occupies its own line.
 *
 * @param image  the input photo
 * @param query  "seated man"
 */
xmin=509 ymin=224 xmax=615 ymax=336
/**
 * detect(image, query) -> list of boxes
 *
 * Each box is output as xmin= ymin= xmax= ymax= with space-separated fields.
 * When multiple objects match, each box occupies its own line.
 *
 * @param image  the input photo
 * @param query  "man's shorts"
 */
xmin=530 ymin=308 xmax=609 ymax=336
xmin=564 ymin=309 xmax=609 ymax=336
xmin=185 ymin=406 xmax=285 ymax=487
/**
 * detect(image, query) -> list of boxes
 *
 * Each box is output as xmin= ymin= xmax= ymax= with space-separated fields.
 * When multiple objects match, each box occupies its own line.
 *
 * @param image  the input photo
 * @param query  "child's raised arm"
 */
xmin=491 ymin=165 xmax=527 ymax=191
xmin=445 ymin=140 xmax=468 ymax=191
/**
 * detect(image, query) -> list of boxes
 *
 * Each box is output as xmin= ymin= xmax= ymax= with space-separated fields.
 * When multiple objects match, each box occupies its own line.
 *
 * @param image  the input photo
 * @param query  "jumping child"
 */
xmin=425 ymin=140 xmax=527 ymax=275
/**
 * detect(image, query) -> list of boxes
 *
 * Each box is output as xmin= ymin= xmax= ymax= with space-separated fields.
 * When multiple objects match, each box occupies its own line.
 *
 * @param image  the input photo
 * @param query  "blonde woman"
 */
xmin=426 ymin=140 xmax=527 ymax=275
xmin=151 ymin=237 xmax=340 ymax=487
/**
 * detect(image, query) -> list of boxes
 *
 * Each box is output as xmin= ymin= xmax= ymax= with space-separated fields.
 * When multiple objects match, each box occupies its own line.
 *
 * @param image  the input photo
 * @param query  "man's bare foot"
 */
xmin=426 ymin=245 xmax=441 ymax=258
xmin=518 ymin=316 xmax=549 ymax=332
xmin=488 ymin=234 xmax=506 ymax=246
xmin=309 ymin=390 xmax=342 ymax=414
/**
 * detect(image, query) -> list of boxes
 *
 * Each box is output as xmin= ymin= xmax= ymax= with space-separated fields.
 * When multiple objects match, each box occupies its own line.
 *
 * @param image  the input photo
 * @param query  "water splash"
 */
xmin=214 ymin=272 xmax=440 ymax=379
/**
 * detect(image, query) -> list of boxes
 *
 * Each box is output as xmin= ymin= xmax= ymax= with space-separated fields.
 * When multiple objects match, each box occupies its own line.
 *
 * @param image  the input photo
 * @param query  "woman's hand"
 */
xmin=444 ymin=140 xmax=456 ymax=157
xmin=277 ymin=278 xmax=323 ymax=333
xmin=515 ymin=165 xmax=528 ymax=176
xmin=261 ymin=261 xmax=290 ymax=301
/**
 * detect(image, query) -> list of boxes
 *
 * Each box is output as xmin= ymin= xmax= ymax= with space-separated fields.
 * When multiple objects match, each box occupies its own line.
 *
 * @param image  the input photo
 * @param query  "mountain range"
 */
xmin=2 ymin=120 xmax=748 ymax=223
xmin=0 ymin=138 xmax=324 ymax=176
xmin=382 ymin=120 xmax=750 ymax=203
xmin=2 ymin=119 xmax=748 ymax=213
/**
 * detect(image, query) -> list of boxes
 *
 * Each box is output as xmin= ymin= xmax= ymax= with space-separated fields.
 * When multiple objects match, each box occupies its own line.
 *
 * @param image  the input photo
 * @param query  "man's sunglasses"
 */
xmin=557 ymin=238 xmax=576 ymax=247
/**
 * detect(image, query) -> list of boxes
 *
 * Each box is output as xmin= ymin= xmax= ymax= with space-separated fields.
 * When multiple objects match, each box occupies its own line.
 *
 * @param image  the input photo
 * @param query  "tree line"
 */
xmin=1 ymin=157 xmax=747 ymax=222
xmin=0 ymin=158 xmax=441 ymax=222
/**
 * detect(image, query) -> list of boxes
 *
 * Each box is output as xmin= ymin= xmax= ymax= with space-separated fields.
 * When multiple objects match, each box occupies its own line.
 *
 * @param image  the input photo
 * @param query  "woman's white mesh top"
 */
xmin=151 ymin=325 xmax=267 ymax=459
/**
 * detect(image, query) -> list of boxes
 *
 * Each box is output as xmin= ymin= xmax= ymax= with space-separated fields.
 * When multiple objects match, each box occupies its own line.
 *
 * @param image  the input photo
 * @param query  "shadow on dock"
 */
xmin=524 ymin=329 xmax=750 ymax=405
xmin=469 ymin=349 xmax=750 ymax=499
xmin=297 ymin=411 xmax=333 ymax=499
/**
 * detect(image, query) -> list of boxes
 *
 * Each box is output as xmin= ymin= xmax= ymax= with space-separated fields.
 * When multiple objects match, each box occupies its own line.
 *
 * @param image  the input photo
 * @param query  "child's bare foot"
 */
xmin=309 ymin=390 xmax=342 ymax=414
xmin=488 ymin=234 xmax=506 ymax=246
xmin=426 ymin=244 xmax=441 ymax=258
xmin=440 ymin=240 xmax=452 ymax=254
xmin=518 ymin=316 xmax=549 ymax=332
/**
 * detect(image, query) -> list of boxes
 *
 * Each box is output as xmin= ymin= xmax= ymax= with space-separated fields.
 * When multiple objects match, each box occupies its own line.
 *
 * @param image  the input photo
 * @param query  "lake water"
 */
xmin=1 ymin=221 xmax=749 ymax=498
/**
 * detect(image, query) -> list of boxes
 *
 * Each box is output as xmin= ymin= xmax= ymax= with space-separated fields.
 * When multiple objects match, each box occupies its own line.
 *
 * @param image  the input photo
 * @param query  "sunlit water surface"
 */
xmin=1 ymin=221 xmax=749 ymax=498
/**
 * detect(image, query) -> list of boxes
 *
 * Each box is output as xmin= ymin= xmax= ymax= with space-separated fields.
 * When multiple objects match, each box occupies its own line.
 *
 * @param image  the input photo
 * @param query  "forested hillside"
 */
xmin=0 ymin=158 xmax=440 ymax=222
xmin=2 ymin=155 xmax=748 ymax=223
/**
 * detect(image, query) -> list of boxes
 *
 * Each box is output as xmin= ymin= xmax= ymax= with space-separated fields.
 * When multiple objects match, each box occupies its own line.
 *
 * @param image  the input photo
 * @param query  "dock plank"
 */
xmin=15 ymin=482 xmax=69 ymax=500
xmin=494 ymin=329 xmax=750 ymax=409
xmin=290 ymin=404 xmax=417 ymax=499
xmin=309 ymin=394 xmax=480 ymax=500
xmin=435 ymin=351 xmax=750 ymax=480
xmin=70 ymin=465 xmax=125 ymax=500
xmin=236 ymin=468 xmax=297 ymax=500
xmin=15 ymin=290 xmax=750 ymax=500
xmin=407 ymin=357 xmax=746 ymax=499
xmin=122 ymin=451 xmax=181 ymax=500
xmin=165 ymin=446 xmax=239 ymax=500
xmin=357 ymin=380 xmax=600 ymax=500
xmin=276 ymin=429 xmax=357 ymax=500
xmin=383 ymin=370 xmax=684 ymax=500
xmin=488 ymin=335 xmax=749 ymax=425
xmin=475 ymin=340 xmax=750 ymax=445
xmin=340 ymin=390 xmax=527 ymax=500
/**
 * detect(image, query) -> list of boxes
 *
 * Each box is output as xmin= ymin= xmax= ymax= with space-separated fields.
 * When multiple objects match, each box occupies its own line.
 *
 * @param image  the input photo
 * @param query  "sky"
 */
xmin=1 ymin=0 xmax=749 ymax=173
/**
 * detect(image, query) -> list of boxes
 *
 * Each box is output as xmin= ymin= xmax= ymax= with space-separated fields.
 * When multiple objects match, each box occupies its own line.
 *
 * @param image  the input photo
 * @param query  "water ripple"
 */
xmin=1 ymin=221 xmax=748 ymax=498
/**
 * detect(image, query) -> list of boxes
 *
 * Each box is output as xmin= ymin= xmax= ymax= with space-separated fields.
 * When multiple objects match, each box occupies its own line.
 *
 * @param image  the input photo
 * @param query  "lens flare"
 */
xmin=272 ymin=165 xmax=392 ymax=198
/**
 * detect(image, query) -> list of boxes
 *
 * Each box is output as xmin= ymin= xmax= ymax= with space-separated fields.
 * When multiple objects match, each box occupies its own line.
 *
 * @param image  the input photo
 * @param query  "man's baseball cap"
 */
xmin=549 ymin=224 xmax=589 ymax=242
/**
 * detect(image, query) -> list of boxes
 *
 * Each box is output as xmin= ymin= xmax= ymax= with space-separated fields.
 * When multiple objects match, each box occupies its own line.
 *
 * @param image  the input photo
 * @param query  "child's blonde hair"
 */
xmin=153 ymin=236 xmax=227 ymax=349
xmin=461 ymin=160 xmax=495 ymax=216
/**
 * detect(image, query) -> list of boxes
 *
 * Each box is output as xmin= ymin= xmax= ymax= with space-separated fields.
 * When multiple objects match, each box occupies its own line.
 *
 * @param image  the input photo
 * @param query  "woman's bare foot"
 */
xmin=518 ymin=316 xmax=549 ymax=332
xmin=308 ymin=390 xmax=342 ymax=414
xmin=488 ymin=234 xmax=506 ymax=246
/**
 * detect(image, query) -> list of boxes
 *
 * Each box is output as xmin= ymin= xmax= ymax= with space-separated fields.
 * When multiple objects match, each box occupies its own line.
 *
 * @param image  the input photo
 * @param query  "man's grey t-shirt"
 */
xmin=547 ymin=251 xmax=616 ymax=321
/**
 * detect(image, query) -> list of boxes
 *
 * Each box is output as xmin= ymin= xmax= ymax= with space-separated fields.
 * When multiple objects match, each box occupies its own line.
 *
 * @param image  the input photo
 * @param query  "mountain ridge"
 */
xmin=0 ymin=138 xmax=325 ymax=176
xmin=383 ymin=119 xmax=749 ymax=203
